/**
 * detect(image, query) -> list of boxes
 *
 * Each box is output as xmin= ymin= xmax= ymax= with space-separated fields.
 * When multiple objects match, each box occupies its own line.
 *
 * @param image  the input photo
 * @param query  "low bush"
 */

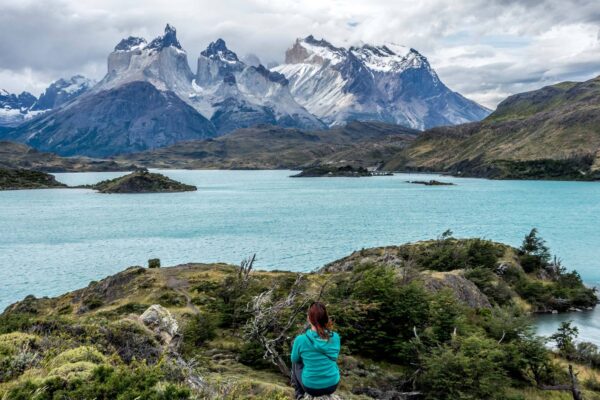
xmin=181 ymin=313 xmax=217 ymax=356
xmin=5 ymin=363 xmax=191 ymax=400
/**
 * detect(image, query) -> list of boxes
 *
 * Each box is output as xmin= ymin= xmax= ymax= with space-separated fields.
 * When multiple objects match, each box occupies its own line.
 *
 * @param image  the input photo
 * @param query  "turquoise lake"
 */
xmin=1 ymin=170 xmax=599 ymax=341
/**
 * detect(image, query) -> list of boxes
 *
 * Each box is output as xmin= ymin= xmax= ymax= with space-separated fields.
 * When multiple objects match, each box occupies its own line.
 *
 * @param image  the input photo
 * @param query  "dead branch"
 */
xmin=243 ymin=275 xmax=329 ymax=377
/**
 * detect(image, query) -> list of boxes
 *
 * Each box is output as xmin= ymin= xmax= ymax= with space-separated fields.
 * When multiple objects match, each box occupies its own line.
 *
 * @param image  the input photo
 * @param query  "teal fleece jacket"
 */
xmin=290 ymin=330 xmax=341 ymax=389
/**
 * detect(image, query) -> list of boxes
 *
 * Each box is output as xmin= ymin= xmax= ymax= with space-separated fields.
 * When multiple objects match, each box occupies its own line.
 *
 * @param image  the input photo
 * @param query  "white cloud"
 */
xmin=0 ymin=0 xmax=599 ymax=108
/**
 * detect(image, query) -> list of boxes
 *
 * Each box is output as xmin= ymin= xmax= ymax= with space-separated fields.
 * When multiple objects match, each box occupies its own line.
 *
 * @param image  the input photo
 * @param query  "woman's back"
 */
xmin=291 ymin=329 xmax=341 ymax=389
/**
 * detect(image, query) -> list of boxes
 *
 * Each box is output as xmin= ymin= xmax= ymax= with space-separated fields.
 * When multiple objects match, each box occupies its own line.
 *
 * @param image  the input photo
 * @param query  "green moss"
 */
xmin=48 ymin=346 xmax=106 ymax=368
xmin=0 ymin=333 xmax=39 ymax=356
xmin=48 ymin=360 xmax=98 ymax=380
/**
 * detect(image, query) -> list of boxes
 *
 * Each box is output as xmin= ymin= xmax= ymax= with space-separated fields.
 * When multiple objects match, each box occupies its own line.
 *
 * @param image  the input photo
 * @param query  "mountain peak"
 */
xmin=114 ymin=36 xmax=147 ymax=52
xmin=201 ymin=39 xmax=239 ymax=63
xmin=147 ymin=24 xmax=182 ymax=50
xmin=285 ymin=35 xmax=346 ymax=65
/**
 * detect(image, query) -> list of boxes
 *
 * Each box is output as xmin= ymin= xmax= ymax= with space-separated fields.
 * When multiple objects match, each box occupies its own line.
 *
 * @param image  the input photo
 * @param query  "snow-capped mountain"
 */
xmin=95 ymin=24 xmax=195 ymax=96
xmin=32 ymin=75 xmax=95 ymax=111
xmin=3 ymin=25 xmax=216 ymax=157
xmin=194 ymin=38 xmax=325 ymax=133
xmin=2 ymin=25 xmax=323 ymax=156
xmin=273 ymin=35 xmax=490 ymax=129
xmin=0 ymin=75 xmax=93 ymax=127
xmin=0 ymin=90 xmax=37 ymax=127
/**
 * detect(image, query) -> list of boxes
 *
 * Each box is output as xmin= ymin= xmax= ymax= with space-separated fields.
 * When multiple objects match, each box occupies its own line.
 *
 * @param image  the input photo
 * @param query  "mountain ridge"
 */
xmin=383 ymin=75 xmax=600 ymax=180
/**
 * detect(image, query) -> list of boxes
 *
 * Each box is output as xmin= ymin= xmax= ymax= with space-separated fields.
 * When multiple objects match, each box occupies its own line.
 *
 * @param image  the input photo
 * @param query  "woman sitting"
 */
xmin=290 ymin=301 xmax=341 ymax=399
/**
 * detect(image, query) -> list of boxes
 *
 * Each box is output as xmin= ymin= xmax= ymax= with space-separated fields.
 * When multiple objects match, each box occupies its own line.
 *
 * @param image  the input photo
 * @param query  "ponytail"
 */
xmin=307 ymin=302 xmax=333 ymax=340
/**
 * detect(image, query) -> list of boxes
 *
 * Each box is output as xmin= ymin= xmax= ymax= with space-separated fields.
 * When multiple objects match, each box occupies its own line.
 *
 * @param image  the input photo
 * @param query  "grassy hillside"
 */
xmin=384 ymin=76 xmax=600 ymax=180
xmin=119 ymin=122 xmax=418 ymax=170
xmin=1 ymin=233 xmax=598 ymax=399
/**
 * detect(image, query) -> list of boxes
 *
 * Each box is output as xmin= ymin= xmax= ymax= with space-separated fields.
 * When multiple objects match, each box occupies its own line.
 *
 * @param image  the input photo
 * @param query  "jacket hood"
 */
xmin=306 ymin=329 xmax=338 ymax=352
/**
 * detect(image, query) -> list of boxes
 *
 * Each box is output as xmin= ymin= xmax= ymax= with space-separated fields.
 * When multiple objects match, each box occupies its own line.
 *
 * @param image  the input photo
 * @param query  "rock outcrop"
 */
xmin=140 ymin=304 xmax=181 ymax=348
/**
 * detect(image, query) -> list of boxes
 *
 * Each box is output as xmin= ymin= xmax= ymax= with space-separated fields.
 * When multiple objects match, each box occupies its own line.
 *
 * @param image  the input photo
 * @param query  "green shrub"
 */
xmin=148 ymin=258 xmax=161 ymax=269
xmin=238 ymin=340 xmax=274 ymax=370
xmin=4 ymin=363 xmax=191 ymax=400
xmin=49 ymin=346 xmax=106 ymax=368
xmin=156 ymin=291 xmax=186 ymax=307
xmin=181 ymin=313 xmax=217 ymax=356
xmin=82 ymin=295 xmax=104 ymax=310
xmin=465 ymin=267 xmax=513 ymax=306
xmin=331 ymin=265 xmax=430 ymax=362
xmin=420 ymin=335 xmax=509 ymax=400
xmin=519 ymin=254 xmax=545 ymax=273
xmin=0 ymin=313 xmax=33 ymax=334
xmin=104 ymin=320 xmax=162 ymax=364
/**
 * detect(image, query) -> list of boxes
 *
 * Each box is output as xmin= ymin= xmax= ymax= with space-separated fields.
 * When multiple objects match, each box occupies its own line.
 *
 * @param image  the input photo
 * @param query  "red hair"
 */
xmin=308 ymin=302 xmax=333 ymax=340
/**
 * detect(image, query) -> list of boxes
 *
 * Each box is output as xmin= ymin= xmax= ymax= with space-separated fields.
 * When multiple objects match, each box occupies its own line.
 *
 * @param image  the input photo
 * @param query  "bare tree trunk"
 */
xmin=538 ymin=364 xmax=582 ymax=400
xmin=569 ymin=364 xmax=583 ymax=400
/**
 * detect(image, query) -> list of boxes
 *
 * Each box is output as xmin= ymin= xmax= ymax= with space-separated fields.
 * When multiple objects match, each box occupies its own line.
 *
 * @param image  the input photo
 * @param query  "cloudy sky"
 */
xmin=1 ymin=0 xmax=599 ymax=108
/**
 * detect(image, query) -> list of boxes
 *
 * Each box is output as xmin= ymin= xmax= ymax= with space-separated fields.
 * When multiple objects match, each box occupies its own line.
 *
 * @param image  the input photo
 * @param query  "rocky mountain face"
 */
xmin=31 ymin=75 xmax=95 ymax=111
xmin=0 ymin=76 xmax=93 ymax=127
xmin=5 ymin=81 xmax=216 ymax=157
xmin=194 ymin=38 xmax=325 ymax=134
xmin=384 ymin=76 xmax=600 ymax=180
xmin=273 ymin=35 xmax=491 ymax=130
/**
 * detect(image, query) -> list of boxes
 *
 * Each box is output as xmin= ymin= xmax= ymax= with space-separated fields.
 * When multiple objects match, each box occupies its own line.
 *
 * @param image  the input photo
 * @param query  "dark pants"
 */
xmin=291 ymin=362 xmax=338 ymax=399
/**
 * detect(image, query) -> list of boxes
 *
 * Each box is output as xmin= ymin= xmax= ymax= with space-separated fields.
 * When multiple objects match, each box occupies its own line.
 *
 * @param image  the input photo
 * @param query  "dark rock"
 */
xmin=147 ymin=24 xmax=182 ymax=50
xmin=291 ymin=165 xmax=372 ymax=177
xmin=201 ymin=38 xmax=239 ymax=62
xmin=407 ymin=180 xmax=454 ymax=186
xmin=114 ymin=36 xmax=147 ymax=52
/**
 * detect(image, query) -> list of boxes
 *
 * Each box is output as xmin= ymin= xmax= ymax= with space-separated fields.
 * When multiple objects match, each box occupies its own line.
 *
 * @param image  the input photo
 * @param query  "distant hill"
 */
xmin=119 ymin=121 xmax=418 ymax=169
xmin=384 ymin=76 xmax=600 ymax=180
xmin=0 ymin=141 xmax=133 ymax=172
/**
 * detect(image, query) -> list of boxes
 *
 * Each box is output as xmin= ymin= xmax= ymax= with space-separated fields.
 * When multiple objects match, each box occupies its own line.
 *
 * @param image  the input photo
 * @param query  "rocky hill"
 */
xmin=0 ymin=167 xmax=66 ymax=190
xmin=384 ymin=76 xmax=600 ymax=180
xmin=273 ymin=36 xmax=490 ymax=130
xmin=0 ymin=234 xmax=597 ymax=399
xmin=119 ymin=121 xmax=418 ymax=169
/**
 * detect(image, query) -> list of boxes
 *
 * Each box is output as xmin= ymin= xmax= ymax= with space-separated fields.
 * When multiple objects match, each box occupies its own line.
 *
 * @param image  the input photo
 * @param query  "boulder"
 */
xmin=140 ymin=304 xmax=180 ymax=347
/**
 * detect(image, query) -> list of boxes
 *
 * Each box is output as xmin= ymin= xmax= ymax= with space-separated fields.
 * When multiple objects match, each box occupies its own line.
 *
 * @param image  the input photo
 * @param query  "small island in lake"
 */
xmin=0 ymin=167 xmax=67 ymax=190
xmin=291 ymin=165 xmax=374 ymax=177
xmin=89 ymin=168 xmax=197 ymax=193
xmin=408 ymin=179 xmax=455 ymax=186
